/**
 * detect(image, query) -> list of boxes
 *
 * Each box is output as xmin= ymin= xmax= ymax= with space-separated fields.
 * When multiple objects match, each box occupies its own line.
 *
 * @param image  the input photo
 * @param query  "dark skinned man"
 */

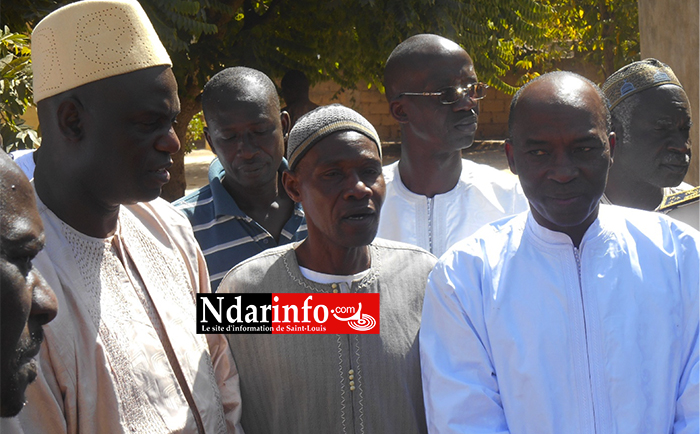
xmin=602 ymin=58 xmax=697 ymax=228
xmin=421 ymin=72 xmax=699 ymax=433
xmin=220 ymin=104 xmax=436 ymax=434
xmin=0 ymin=153 xmax=57 ymax=428
xmin=175 ymin=67 xmax=306 ymax=291
xmin=19 ymin=1 xmax=242 ymax=432
xmin=378 ymin=34 xmax=527 ymax=257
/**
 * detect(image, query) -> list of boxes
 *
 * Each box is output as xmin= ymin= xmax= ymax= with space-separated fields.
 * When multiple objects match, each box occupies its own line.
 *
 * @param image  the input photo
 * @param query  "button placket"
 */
xmin=348 ymin=369 xmax=355 ymax=391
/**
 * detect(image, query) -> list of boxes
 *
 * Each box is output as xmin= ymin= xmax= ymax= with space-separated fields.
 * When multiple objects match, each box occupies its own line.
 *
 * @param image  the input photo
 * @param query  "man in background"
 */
xmin=602 ymin=58 xmax=697 ymax=228
xmin=175 ymin=67 xmax=307 ymax=291
xmin=280 ymin=69 xmax=318 ymax=127
xmin=379 ymin=34 xmax=527 ymax=257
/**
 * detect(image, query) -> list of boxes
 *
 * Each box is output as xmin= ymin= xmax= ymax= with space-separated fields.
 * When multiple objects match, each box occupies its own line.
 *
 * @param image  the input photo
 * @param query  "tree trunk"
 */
xmin=599 ymin=0 xmax=615 ymax=78
xmin=160 ymin=82 xmax=202 ymax=202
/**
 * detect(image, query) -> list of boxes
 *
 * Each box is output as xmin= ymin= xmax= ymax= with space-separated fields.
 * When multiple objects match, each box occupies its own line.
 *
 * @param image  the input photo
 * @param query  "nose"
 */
xmin=29 ymin=269 xmax=58 ymax=326
xmin=235 ymin=134 xmax=260 ymax=159
xmin=155 ymin=126 xmax=181 ymax=155
xmin=548 ymin=152 xmax=579 ymax=184
xmin=667 ymin=131 xmax=691 ymax=155
xmin=344 ymin=172 xmax=372 ymax=200
xmin=452 ymin=90 xmax=478 ymax=113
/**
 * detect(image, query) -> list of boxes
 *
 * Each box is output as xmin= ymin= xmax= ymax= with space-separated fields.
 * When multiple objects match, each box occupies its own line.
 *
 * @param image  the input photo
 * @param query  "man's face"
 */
xmin=284 ymin=131 xmax=385 ymax=249
xmin=506 ymin=77 xmax=614 ymax=236
xmin=0 ymin=165 xmax=57 ymax=417
xmin=79 ymin=66 xmax=181 ymax=206
xmin=617 ymin=84 xmax=692 ymax=187
xmin=204 ymin=89 xmax=286 ymax=191
xmin=391 ymin=50 xmax=479 ymax=152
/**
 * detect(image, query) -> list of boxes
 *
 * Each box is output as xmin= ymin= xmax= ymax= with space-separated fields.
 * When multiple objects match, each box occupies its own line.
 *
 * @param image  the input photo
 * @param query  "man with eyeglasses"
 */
xmin=378 ymin=34 xmax=528 ymax=257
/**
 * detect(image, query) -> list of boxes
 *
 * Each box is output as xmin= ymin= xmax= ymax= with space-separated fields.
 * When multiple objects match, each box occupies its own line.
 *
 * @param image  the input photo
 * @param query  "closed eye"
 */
xmin=10 ymin=253 xmax=35 ymax=275
xmin=322 ymin=170 xmax=342 ymax=179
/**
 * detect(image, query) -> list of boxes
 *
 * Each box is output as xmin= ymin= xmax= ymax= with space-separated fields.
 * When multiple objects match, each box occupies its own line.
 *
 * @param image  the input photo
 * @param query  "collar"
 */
xmin=525 ymin=207 xmax=609 ymax=249
xmin=387 ymin=160 xmax=465 ymax=201
xmin=281 ymin=242 xmax=381 ymax=293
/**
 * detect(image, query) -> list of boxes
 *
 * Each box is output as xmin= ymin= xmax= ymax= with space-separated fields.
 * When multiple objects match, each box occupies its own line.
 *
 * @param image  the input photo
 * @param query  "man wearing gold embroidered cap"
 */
xmin=19 ymin=1 xmax=244 ymax=433
xmin=602 ymin=58 xmax=698 ymax=229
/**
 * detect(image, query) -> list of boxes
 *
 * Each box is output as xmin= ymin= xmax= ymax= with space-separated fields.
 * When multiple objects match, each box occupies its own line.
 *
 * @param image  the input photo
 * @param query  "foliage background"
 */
xmin=1 ymin=0 xmax=640 ymax=198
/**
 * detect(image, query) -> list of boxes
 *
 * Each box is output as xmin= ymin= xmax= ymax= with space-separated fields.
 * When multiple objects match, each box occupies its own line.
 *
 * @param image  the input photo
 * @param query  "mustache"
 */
xmin=662 ymin=153 xmax=691 ymax=166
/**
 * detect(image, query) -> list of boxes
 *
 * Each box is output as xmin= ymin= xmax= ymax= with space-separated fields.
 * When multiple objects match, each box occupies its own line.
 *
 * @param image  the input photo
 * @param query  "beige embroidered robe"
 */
xmin=19 ymin=197 xmax=243 ymax=434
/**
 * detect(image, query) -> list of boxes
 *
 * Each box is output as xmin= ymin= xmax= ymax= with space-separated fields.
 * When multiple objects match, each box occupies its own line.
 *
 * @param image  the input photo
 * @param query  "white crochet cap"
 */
xmin=32 ymin=0 xmax=172 ymax=103
xmin=287 ymin=104 xmax=382 ymax=170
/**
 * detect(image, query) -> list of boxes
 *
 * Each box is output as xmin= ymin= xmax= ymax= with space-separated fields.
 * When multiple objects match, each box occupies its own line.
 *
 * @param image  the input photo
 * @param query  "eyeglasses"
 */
xmin=397 ymin=82 xmax=489 ymax=104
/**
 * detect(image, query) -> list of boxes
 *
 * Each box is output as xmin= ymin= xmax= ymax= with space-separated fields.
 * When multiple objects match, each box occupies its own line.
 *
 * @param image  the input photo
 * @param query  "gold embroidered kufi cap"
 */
xmin=287 ymin=104 xmax=382 ymax=170
xmin=602 ymin=58 xmax=683 ymax=111
xmin=32 ymin=0 xmax=172 ymax=103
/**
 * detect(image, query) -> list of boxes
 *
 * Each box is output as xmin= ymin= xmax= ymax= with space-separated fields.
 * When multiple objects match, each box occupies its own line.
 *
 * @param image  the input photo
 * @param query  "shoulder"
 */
xmin=371 ymin=238 xmax=438 ymax=272
xmin=219 ymin=243 xmax=297 ymax=292
xmin=443 ymin=212 xmax=526 ymax=262
xmin=172 ymin=185 xmax=215 ymax=215
xmin=124 ymin=199 xmax=200 ymax=255
xmin=459 ymin=159 xmax=520 ymax=188
xmin=600 ymin=204 xmax=700 ymax=249
xmin=381 ymin=161 xmax=399 ymax=184
xmin=131 ymin=197 xmax=192 ymax=228
xmin=372 ymin=237 xmax=436 ymax=259
xmin=659 ymin=186 xmax=699 ymax=213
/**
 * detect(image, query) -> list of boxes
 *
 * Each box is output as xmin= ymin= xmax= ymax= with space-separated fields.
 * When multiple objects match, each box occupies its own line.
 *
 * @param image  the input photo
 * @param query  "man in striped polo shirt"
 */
xmin=175 ymin=67 xmax=307 ymax=291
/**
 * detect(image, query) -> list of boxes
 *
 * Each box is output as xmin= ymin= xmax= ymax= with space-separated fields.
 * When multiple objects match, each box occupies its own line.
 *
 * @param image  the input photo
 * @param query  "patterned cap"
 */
xmin=287 ymin=104 xmax=382 ymax=170
xmin=32 ymin=0 xmax=172 ymax=103
xmin=602 ymin=58 xmax=683 ymax=111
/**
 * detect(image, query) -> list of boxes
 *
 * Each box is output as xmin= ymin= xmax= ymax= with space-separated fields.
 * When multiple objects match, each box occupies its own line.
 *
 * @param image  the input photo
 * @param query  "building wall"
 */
xmin=638 ymin=0 xmax=700 ymax=186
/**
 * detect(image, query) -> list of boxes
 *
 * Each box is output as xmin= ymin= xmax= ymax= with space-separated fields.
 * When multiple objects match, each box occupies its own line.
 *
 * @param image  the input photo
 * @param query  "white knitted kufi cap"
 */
xmin=32 ymin=0 xmax=172 ymax=103
xmin=287 ymin=104 xmax=382 ymax=170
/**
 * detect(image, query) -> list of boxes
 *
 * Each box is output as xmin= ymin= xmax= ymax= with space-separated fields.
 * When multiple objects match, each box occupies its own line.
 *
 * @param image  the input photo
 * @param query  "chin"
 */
xmin=661 ymin=174 xmax=689 ymax=188
xmin=447 ymin=135 xmax=476 ymax=152
xmin=0 ymin=374 xmax=31 ymax=418
xmin=132 ymin=188 xmax=164 ymax=204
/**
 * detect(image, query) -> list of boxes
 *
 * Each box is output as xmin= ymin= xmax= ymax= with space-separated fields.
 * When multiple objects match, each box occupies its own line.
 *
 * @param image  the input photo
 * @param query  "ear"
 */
xmin=280 ymin=110 xmax=291 ymax=136
xmin=389 ymin=100 xmax=409 ymax=124
xmin=204 ymin=127 xmax=218 ymax=157
xmin=504 ymin=139 xmax=518 ymax=175
xmin=56 ymin=98 xmax=84 ymax=141
xmin=282 ymin=171 xmax=302 ymax=203
xmin=607 ymin=131 xmax=616 ymax=166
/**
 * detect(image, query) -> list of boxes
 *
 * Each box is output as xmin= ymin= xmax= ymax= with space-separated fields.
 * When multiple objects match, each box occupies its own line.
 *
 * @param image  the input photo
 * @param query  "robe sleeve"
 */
xmin=673 ymin=227 xmax=700 ymax=434
xmin=194 ymin=235 xmax=245 ymax=434
xmin=419 ymin=254 xmax=510 ymax=434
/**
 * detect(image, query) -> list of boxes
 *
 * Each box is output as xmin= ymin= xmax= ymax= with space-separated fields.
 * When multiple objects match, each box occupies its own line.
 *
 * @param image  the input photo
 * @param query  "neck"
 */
xmin=531 ymin=206 xmax=599 ymax=248
xmin=223 ymin=173 xmax=281 ymax=214
xmin=294 ymin=239 xmax=371 ymax=276
xmin=605 ymin=169 xmax=663 ymax=210
xmin=34 ymin=165 xmax=119 ymax=238
xmin=397 ymin=137 xmax=463 ymax=197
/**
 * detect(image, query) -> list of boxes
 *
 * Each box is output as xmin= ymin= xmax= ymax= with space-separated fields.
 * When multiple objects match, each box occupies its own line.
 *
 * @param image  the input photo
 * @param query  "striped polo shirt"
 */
xmin=174 ymin=158 xmax=307 ymax=291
